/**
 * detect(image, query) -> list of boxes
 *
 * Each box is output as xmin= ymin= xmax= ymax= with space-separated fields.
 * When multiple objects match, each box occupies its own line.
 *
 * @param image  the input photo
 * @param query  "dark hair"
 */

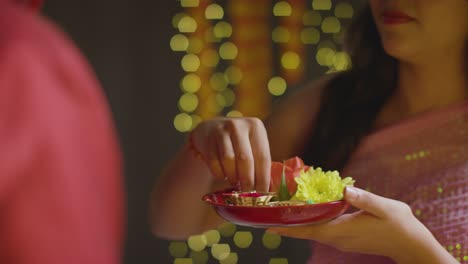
xmin=302 ymin=5 xmax=398 ymax=170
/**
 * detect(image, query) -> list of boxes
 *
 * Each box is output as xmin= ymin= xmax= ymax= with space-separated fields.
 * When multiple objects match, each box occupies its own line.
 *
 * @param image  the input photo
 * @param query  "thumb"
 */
xmin=344 ymin=187 xmax=392 ymax=218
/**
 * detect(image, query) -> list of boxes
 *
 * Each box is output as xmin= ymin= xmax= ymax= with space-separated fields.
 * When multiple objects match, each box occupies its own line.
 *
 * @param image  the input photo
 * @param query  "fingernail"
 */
xmin=345 ymin=186 xmax=359 ymax=202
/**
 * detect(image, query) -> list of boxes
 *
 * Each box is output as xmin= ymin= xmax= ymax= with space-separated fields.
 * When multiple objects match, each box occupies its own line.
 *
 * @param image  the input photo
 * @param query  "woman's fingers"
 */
xmin=194 ymin=117 xmax=271 ymax=191
xmin=345 ymin=187 xmax=387 ymax=218
xmin=203 ymin=131 xmax=225 ymax=181
xmin=249 ymin=118 xmax=271 ymax=192
xmin=228 ymin=120 xmax=255 ymax=191
xmin=205 ymin=153 xmax=225 ymax=182
xmin=215 ymin=128 xmax=237 ymax=185
xmin=345 ymin=187 xmax=407 ymax=219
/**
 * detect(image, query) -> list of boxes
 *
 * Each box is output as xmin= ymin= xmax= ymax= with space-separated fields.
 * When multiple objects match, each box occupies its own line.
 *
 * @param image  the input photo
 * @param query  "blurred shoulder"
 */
xmin=0 ymin=3 xmax=105 ymax=108
xmin=0 ymin=3 xmax=50 ymax=52
xmin=0 ymin=2 xmax=91 ymax=75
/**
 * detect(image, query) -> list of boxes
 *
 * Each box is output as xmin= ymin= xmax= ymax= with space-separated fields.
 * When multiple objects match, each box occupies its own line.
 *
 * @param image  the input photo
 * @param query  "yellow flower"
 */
xmin=291 ymin=167 xmax=354 ymax=203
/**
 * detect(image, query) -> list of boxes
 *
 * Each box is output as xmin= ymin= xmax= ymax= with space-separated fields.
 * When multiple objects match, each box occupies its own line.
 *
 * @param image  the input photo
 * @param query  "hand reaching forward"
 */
xmin=267 ymin=187 xmax=458 ymax=264
xmin=190 ymin=117 xmax=271 ymax=192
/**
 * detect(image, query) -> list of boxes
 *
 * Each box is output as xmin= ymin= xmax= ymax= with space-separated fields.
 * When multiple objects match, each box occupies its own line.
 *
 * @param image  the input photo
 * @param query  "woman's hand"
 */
xmin=267 ymin=187 xmax=457 ymax=264
xmin=190 ymin=117 xmax=271 ymax=192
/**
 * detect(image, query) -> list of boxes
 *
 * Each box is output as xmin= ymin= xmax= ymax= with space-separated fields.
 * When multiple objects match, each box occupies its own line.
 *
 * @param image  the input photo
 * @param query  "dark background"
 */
xmin=42 ymin=1 xmax=329 ymax=263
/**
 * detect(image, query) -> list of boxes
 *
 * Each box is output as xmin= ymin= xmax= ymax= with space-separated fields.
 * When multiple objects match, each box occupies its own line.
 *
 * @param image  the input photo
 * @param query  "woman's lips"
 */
xmin=381 ymin=10 xmax=414 ymax=25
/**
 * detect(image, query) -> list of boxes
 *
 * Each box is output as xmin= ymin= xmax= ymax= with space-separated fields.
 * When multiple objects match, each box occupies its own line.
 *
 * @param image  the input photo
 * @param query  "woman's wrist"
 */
xmin=396 ymin=240 xmax=457 ymax=264
xmin=393 ymin=219 xmax=457 ymax=264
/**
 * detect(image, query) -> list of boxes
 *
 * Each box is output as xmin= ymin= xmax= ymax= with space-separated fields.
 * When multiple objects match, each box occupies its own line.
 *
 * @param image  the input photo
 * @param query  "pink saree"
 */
xmin=308 ymin=101 xmax=468 ymax=263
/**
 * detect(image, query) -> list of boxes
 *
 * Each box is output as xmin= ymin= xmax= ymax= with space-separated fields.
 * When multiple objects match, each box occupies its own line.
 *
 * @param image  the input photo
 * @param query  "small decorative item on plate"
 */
xmin=202 ymin=157 xmax=355 ymax=227
xmin=266 ymin=200 xmax=306 ymax=207
xmin=222 ymin=191 xmax=276 ymax=206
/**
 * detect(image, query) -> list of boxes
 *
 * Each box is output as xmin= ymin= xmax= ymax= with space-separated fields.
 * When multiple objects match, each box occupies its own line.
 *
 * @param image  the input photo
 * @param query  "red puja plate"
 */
xmin=202 ymin=189 xmax=350 ymax=228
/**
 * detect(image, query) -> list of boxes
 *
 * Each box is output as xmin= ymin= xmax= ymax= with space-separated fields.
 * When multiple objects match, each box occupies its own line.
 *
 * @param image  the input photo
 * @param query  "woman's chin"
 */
xmin=382 ymin=41 xmax=418 ymax=63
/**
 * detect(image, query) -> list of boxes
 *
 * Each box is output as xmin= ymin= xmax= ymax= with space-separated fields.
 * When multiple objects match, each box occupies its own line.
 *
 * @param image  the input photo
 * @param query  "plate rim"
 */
xmin=202 ymin=192 xmax=348 ymax=209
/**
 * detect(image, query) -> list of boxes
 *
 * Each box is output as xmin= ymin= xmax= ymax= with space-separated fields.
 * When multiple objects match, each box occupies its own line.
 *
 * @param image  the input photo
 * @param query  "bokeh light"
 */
xmin=181 ymin=73 xmax=201 ymax=93
xmin=181 ymin=54 xmax=201 ymax=72
xmin=268 ymin=76 xmax=287 ymax=96
xmin=223 ymin=89 xmax=236 ymax=106
xmin=218 ymin=223 xmax=237 ymax=237
xmin=178 ymin=16 xmax=198 ymax=33
xmin=203 ymin=230 xmax=221 ymax=246
xmin=174 ymin=259 xmax=194 ymax=264
xmin=233 ymin=231 xmax=253 ymax=248
xmin=273 ymin=1 xmax=292 ymax=16
xmin=333 ymin=51 xmax=351 ymax=71
xmin=217 ymin=89 xmax=236 ymax=107
xmin=272 ymin=26 xmax=290 ymax=43
xmin=334 ymin=2 xmax=354 ymax=18
xmin=190 ymin=114 xmax=202 ymax=130
xmin=189 ymin=250 xmax=209 ymax=264
xmin=188 ymin=235 xmax=207 ymax=252
xmin=205 ymin=4 xmax=224 ymax=19
xmin=174 ymin=113 xmax=193 ymax=132
xmin=224 ymin=66 xmax=243 ymax=85
xmin=219 ymin=253 xmax=238 ymax=264
xmin=211 ymin=244 xmax=231 ymax=261
xmin=303 ymin=10 xmax=322 ymax=26
xmin=170 ymin=34 xmax=189 ymax=51
xmin=219 ymin=42 xmax=238 ymax=60
xmin=213 ymin=21 xmax=232 ymax=38
xmin=172 ymin=13 xmax=188 ymax=28
xmin=169 ymin=242 xmax=189 ymax=258
xmin=281 ymin=51 xmax=300 ymax=70
xmin=262 ymin=232 xmax=282 ymax=249
xmin=321 ymin=16 xmax=341 ymax=33
xmin=216 ymin=93 xmax=227 ymax=107
xmin=210 ymin=72 xmax=228 ymax=91
xmin=312 ymin=0 xmax=332 ymax=10
xmin=301 ymin=27 xmax=320 ymax=44
xmin=316 ymin=47 xmax=335 ymax=66
xmin=180 ymin=0 xmax=199 ymax=8
xmin=187 ymin=37 xmax=203 ymax=54
xmin=178 ymin=93 xmax=199 ymax=112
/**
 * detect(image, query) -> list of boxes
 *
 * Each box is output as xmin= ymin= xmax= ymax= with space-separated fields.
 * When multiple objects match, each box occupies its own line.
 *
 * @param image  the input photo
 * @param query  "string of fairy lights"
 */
xmin=171 ymin=0 xmax=353 ymax=134
xmin=168 ymin=0 xmax=354 ymax=263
